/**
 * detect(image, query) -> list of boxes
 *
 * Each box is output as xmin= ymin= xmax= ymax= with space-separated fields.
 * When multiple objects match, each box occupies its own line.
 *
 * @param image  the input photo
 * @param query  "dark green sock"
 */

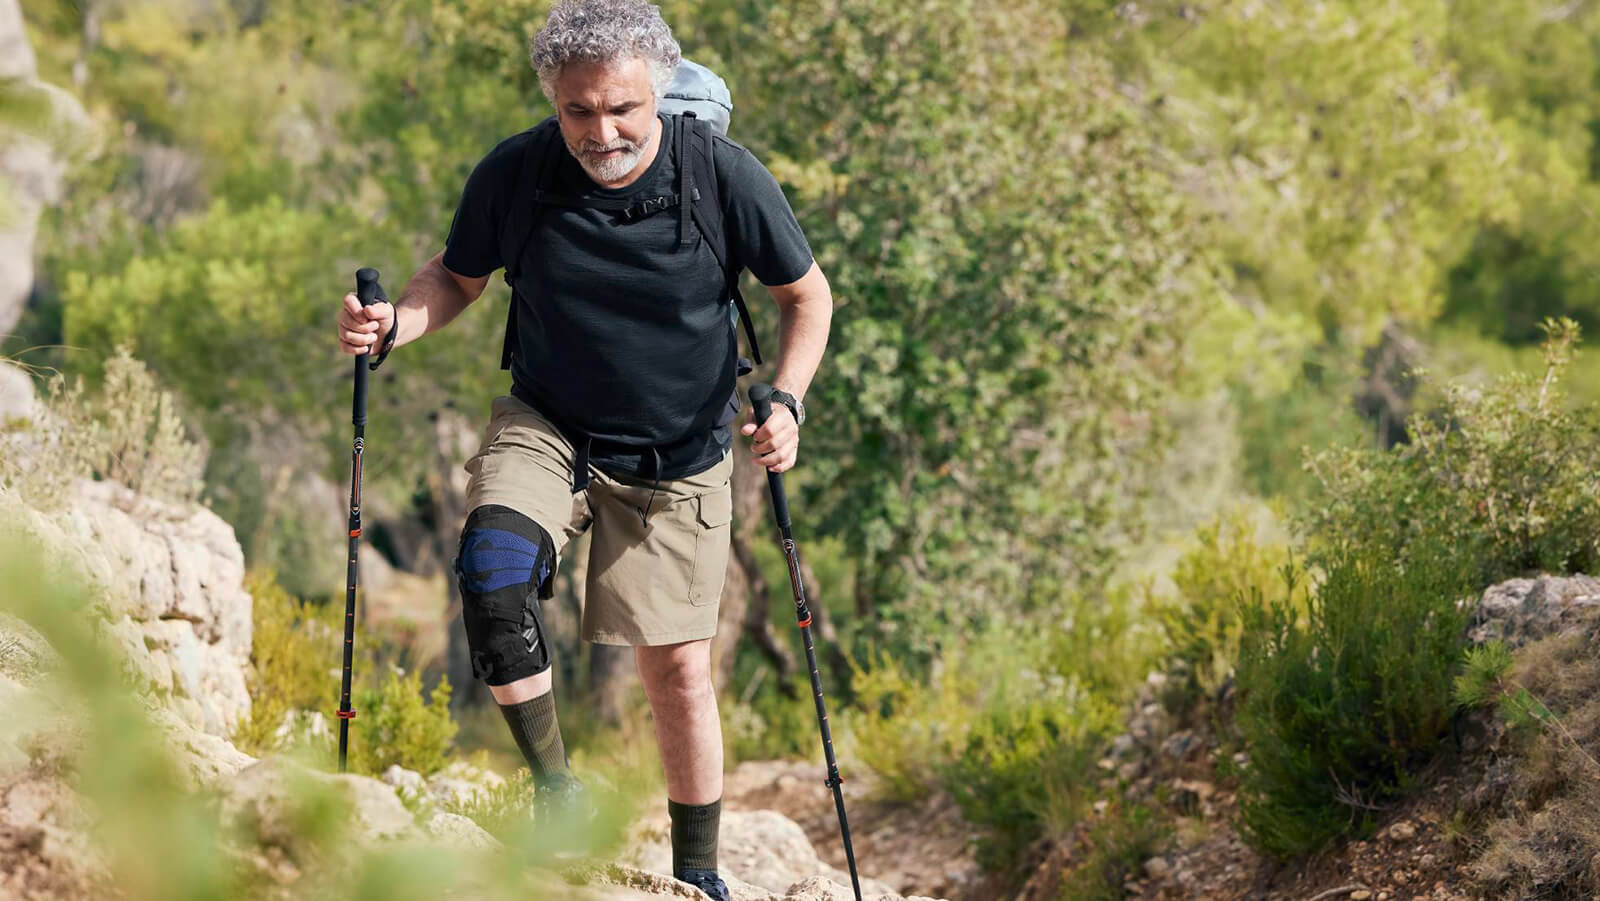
xmin=668 ymin=798 xmax=721 ymax=873
xmin=499 ymin=692 xmax=569 ymax=787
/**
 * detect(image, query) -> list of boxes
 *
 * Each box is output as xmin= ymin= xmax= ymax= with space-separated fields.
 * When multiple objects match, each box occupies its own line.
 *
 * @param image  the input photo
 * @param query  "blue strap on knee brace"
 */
xmin=456 ymin=505 xmax=557 ymax=685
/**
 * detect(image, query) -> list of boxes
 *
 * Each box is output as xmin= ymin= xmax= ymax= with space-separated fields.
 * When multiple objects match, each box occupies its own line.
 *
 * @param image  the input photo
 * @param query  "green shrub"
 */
xmin=349 ymin=668 xmax=457 ymax=777
xmin=1057 ymin=801 xmax=1172 ymax=901
xmin=1303 ymin=318 xmax=1600 ymax=584
xmin=943 ymin=691 xmax=1121 ymax=874
xmin=846 ymin=647 xmax=975 ymax=803
xmin=1453 ymin=641 xmax=1515 ymax=711
xmin=1235 ymin=541 xmax=1473 ymax=857
xmin=1152 ymin=509 xmax=1305 ymax=719
xmin=234 ymin=569 xmax=338 ymax=755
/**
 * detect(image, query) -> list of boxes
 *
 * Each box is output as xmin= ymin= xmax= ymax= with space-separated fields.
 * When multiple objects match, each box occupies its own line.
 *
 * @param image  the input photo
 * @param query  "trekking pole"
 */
xmin=338 ymin=267 xmax=386 ymax=772
xmin=748 ymin=384 xmax=863 ymax=901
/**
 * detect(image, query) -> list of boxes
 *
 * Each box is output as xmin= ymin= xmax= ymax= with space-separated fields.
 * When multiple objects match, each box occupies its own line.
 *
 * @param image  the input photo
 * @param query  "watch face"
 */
xmin=794 ymin=401 xmax=805 ymax=426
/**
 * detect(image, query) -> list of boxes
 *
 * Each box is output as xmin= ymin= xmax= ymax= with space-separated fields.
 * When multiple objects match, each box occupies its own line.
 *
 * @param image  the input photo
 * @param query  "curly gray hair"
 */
xmin=530 ymin=0 xmax=682 ymax=103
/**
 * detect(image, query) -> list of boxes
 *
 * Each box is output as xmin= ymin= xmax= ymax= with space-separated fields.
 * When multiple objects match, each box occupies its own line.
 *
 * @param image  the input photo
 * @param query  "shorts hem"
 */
xmin=585 ymin=625 xmax=718 ymax=647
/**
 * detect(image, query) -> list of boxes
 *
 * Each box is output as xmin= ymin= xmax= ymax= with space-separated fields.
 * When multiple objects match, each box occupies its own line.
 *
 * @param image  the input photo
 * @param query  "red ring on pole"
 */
xmin=336 ymin=709 xmax=357 ymax=720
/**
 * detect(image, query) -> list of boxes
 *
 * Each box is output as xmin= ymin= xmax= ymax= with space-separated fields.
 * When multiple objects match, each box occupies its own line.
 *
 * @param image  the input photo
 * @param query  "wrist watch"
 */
xmin=769 ymin=388 xmax=805 ymax=426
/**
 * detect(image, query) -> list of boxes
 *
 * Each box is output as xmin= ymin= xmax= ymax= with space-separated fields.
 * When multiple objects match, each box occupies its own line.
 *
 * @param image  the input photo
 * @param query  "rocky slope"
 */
xmin=1012 ymin=574 xmax=1600 ymax=901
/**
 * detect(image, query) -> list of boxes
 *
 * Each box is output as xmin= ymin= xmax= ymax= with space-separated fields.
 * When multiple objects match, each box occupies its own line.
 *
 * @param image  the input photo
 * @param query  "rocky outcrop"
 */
xmin=0 ymin=0 xmax=90 ymax=335
xmin=1467 ymin=574 xmax=1600 ymax=649
xmin=7 ymin=477 xmax=256 ymax=745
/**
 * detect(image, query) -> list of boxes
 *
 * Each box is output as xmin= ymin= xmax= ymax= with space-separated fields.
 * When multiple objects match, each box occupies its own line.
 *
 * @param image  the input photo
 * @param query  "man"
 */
xmin=334 ymin=1 xmax=831 ymax=898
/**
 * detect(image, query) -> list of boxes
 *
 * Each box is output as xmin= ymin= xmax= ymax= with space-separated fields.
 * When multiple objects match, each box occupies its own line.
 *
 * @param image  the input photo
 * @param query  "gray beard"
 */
xmin=571 ymin=137 xmax=647 ymax=184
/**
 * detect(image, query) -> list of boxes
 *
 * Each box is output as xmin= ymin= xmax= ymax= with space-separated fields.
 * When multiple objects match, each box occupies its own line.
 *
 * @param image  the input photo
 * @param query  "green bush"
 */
xmin=349 ymin=669 xmax=457 ymax=777
xmin=234 ymin=569 xmax=338 ymax=755
xmin=1303 ymin=318 xmax=1600 ymax=584
xmin=1057 ymin=801 xmax=1171 ymax=901
xmin=1152 ymin=509 xmax=1305 ymax=719
xmin=847 ymin=594 xmax=1152 ymax=877
xmin=943 ymin=691 xmax=1120 ymax=874
xmin=1235 ymin=542 xmax=1473 ymax=857
xmin=237 ymin=569 xmax=456 ymax=777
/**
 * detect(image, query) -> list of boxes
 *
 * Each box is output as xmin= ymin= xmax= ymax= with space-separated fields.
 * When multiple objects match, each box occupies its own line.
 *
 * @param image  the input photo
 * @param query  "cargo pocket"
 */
xmin=687 ymin=488 xmax=733 ymax=606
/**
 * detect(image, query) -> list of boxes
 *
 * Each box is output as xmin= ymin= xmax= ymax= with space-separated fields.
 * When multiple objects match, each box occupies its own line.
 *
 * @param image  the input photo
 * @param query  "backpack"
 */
xmin=495 ymin=60 xmax=762 ymax=373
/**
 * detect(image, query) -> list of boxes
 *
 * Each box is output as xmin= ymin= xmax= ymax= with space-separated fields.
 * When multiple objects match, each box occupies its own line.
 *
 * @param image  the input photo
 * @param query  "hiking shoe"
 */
xmin=529 ymin=771 xmax=598 ymax=858
xmin=675 ymin=868 xmax=732 ymax=901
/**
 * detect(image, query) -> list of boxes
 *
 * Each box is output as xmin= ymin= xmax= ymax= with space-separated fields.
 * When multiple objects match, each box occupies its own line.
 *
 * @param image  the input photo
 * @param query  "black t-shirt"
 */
xmin=443 ymin=113 xmax=814 ymax=480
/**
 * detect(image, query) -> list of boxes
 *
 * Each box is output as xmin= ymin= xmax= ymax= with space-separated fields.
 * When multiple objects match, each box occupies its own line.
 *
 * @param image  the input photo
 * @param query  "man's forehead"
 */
xmin=554 ymin=57 xmax=654 ymax=106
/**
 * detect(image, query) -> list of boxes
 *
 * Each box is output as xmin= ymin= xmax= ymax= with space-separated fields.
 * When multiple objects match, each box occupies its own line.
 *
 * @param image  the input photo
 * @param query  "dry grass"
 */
xmin=1470 ymin=619 xmax=1600 ymax=898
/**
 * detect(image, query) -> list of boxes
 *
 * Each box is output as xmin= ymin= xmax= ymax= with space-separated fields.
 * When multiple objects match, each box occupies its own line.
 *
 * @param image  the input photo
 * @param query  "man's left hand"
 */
xmin=742 ymin=406 xmax=798 ymax=473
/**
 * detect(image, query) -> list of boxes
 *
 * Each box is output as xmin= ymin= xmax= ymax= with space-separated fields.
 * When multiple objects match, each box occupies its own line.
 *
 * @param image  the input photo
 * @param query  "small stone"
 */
xmin=1395 ymin=870 xmax=1411 ymax=883
xmin=1378 ymin=893 xmax=1391 ymax=900
xmin=1418 ymin=853 xmax=1436 ymax=868
xmin=1143 ymin=857 xmax=1171 ymax=880
xmin=1389 ymin=820 xmax=1417 ymax=842
xmin=1351 ymin=891 xmax=1371 ymax=900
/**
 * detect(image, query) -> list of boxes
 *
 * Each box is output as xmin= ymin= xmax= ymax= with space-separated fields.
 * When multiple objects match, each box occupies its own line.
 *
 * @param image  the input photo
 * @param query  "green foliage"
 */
xmin=1057 ymin=802 xmax=1171 ymax=901
xmin=1453 ymin=641 xmax=1515 ymax=711
xmin=697 ymin=0 xmax=1220 ymax=629
xmin=1152 ymin=509 xmax=1305 ymax=717
xmin=723 ymin=681 xmax=823 ymax=765
xmin=1141 ymin=0 xmax=1512 ymax=347
xmin=847 ymin=614 xmax=1142 ymax=876
xmin=234 ymin=568 xmax=338 ymax=755
xmin=349 ymin=668 xmax=458 ymax=777
xmin=945 ymin=693 xmax=1120 ymax=874
xmin=1235 ymin=543 xmax=1473 ymax=857
xmin=236 ymin=568 xmax=456 ymax=776
xmin=442 ymin=767 xmax=536 ymax=836
xmin=1303 ymin=320 xmax=1600 ymax=584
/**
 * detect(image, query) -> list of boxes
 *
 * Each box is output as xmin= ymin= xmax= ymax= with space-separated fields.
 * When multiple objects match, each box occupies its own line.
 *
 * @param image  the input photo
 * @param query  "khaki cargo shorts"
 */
xmin=463 ymin=394 xmax=733 ymax=646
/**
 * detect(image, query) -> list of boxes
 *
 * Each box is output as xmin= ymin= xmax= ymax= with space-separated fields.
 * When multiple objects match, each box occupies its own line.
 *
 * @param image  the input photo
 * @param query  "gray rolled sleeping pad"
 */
xmin=659 ymin=59 xmax=733 ymax=135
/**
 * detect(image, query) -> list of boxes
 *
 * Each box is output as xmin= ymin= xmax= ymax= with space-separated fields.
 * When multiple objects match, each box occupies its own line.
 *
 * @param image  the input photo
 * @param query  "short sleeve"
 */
xmin=720 ymin=146 xmax=815 ymax=287
xmin=441 ymin=134 xmax=526 ymax=278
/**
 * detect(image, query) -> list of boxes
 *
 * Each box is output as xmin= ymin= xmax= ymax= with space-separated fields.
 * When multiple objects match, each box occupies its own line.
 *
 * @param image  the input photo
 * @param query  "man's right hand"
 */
xmin=337 ymin=292 xmax=395 ymax=356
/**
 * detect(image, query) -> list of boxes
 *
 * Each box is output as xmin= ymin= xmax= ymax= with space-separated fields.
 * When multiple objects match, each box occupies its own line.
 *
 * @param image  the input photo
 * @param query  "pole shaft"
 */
xmin=339 ymin=268 xmax=382 ymax=772
xmin=748 ymin=382 xmax=862 ymax=900
xmin=338 ymin=428 xmax=363 ymax=771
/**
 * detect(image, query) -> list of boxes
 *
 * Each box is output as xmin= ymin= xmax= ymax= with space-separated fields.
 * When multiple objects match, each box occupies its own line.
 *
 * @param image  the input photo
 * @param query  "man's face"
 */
xmin=553 ymin=57 xmax=660 ymax=187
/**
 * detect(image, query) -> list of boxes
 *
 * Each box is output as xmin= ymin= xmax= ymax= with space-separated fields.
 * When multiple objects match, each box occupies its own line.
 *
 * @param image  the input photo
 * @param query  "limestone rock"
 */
xmin=147 ymin=705 xmax=255 ymax=790
xmin=628 ymin=808 xmax=905 ymax=900
xmin=780 ymin=875 xmax=939 ymax=901
xmin=219 ymin=758 xmax=419 ymax=864
xmin=1469 ymin=575 xmax=1600 ymax=648
xmin=0 ymin=612 xmax=60 ymax=686
xmin=382 ymin=764 xmax=428 ymax=808
xmin=0 ymin=361 xmax=36 ymax=423
xmin=426 ymin=759 xmax=506 ymax=808
xmin=420 ymin=810 xmax=500 ymax=851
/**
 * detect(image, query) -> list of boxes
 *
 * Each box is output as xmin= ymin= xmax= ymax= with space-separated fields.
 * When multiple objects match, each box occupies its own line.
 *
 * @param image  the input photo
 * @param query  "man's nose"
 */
xmin=594 ymin=116 xmax=619 ymax=147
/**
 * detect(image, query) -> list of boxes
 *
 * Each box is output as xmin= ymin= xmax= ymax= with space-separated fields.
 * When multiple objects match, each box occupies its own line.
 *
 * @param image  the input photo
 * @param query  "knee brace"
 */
xmin=455 ymin=504 xmax=557 ymax=686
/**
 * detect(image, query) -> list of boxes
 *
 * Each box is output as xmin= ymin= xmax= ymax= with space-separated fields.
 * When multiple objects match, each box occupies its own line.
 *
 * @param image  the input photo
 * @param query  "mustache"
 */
xmin=578 ymin=137 xmax=641 ymax=155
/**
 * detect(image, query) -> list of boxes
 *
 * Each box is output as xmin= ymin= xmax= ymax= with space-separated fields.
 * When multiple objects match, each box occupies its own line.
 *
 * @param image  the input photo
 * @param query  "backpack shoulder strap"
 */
xmin=499 ymin=117 xmax=563 ymax=371
xmin=681 ymin=113 xmax=763 ymax=366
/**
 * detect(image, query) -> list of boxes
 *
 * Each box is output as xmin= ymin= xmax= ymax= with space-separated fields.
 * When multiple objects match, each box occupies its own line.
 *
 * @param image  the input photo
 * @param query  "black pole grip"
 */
xmin=750 ymin=383 xmax=775 ymax=427
xmin=747 ymin=384 xmax=793 ymax=533
xmin=352 ymin=268 xmax=382 ymax=428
